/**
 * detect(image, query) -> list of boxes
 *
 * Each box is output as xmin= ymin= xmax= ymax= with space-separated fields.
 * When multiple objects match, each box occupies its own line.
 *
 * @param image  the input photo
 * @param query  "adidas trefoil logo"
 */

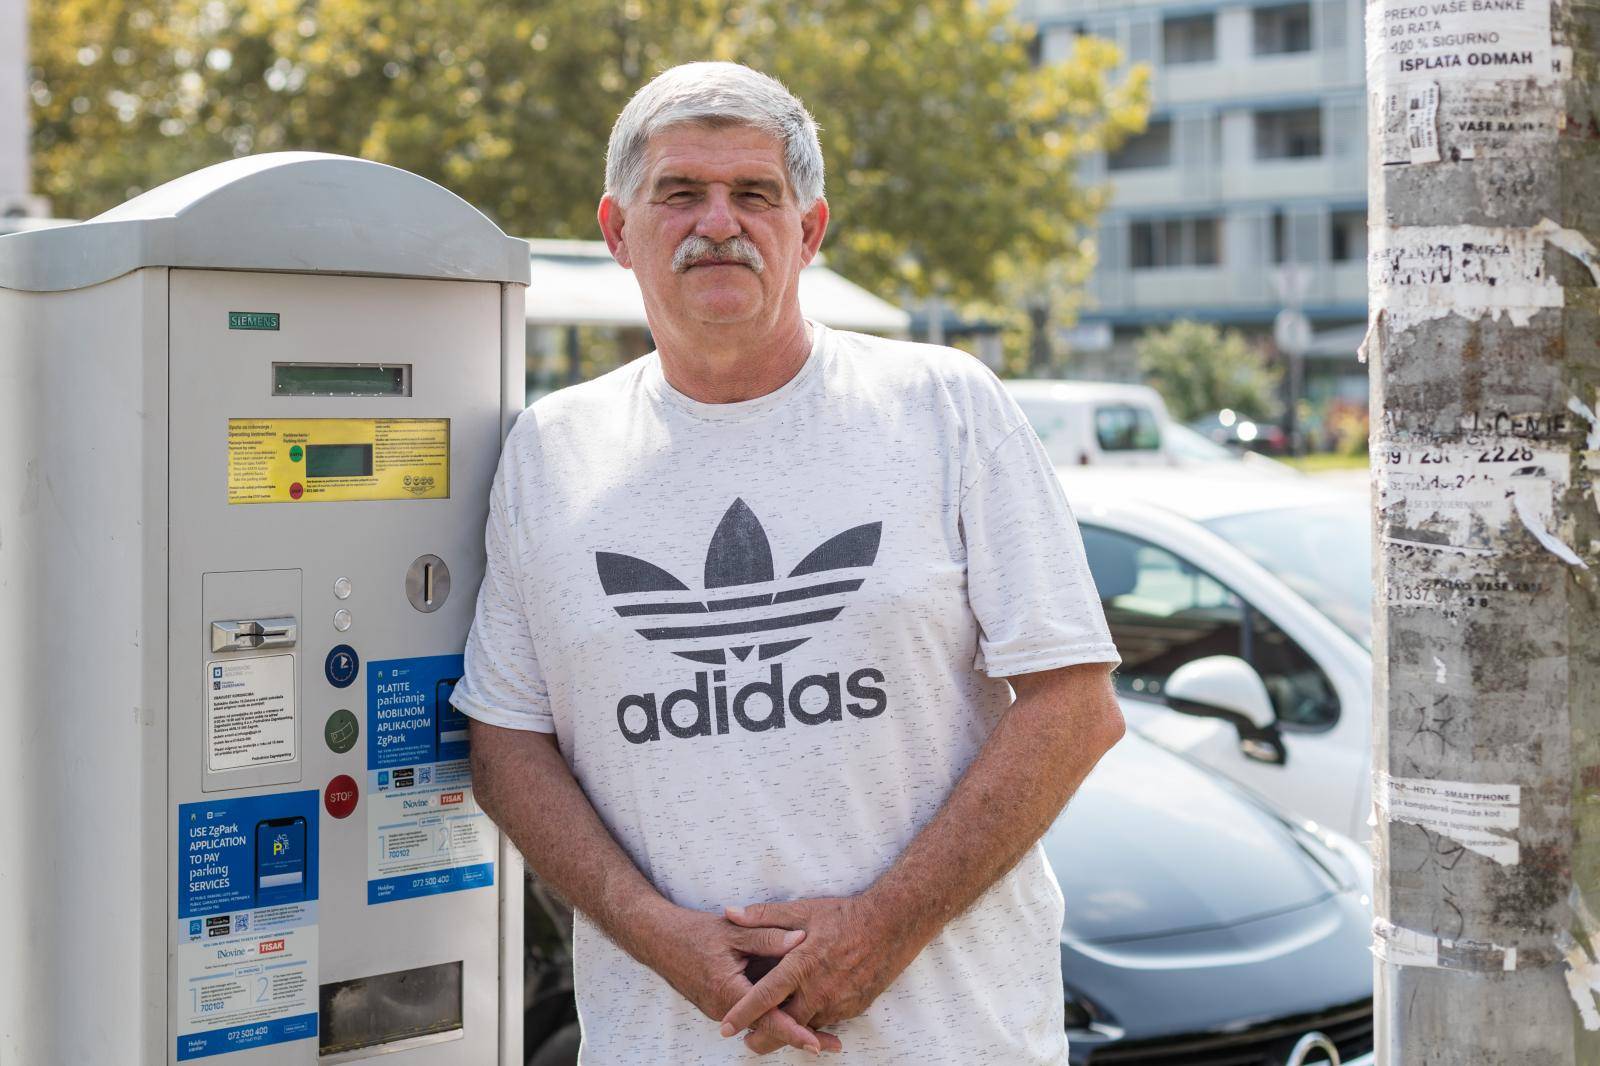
xmin=595 ymin=498 xmax=882 ymax=665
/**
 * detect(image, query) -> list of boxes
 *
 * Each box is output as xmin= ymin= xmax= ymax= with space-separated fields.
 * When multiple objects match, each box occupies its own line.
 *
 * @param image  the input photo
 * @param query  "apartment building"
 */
xmin=1020 ymin=0 xmax=1369 ymax=413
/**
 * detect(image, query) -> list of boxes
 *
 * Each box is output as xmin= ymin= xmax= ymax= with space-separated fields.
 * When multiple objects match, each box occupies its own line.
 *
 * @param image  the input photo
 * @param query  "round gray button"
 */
xmin=333 ymin=576 xmax=353 ymax=600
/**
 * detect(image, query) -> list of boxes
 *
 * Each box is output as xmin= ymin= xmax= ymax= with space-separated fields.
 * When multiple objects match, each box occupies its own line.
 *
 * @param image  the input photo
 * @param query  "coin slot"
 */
xmin=405 ymin=555 xmax=450 ymax=613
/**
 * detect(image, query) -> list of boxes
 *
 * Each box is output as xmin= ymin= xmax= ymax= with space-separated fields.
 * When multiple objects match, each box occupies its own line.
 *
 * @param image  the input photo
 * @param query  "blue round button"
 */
xmin=325 ymin=644 xmax=360 ymax=688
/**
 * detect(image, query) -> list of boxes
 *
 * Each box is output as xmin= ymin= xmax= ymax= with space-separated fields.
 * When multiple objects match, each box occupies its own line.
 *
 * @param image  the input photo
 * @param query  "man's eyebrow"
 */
xmin=651 ymin=175 xmax=785 ymax=197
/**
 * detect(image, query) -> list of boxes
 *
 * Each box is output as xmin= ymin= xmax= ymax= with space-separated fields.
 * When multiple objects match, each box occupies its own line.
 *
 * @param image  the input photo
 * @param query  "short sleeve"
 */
xmin=962 ymin=421 xmax=1121 ymax=678
xmin=450 ymin=450 xmax=554 ymax=732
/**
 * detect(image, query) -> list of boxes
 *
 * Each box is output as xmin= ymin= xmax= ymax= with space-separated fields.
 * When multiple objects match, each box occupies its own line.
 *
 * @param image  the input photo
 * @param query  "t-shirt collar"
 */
xmin=645 ymin=320 xmax=829 ymax=423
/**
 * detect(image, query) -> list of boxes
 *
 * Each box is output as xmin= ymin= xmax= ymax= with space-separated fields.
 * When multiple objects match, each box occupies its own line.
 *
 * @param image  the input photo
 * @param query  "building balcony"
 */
xmin=1106 ymin=156 xmax=1364 ymax=210
xmin=1220 ymin=155 xmax=1364 ymax=202
xmin=1089 ymin=260 xmax=1367 ymax=322
xmin=1155 ymin=50 xmax=1350 ymax=106
xmin=1106 ymin=167 xmax=1197 ymax=209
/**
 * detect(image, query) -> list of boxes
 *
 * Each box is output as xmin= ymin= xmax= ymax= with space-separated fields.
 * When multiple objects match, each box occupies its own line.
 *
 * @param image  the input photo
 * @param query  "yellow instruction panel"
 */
xmin=228 ymin=418 xmax=450 ymax=504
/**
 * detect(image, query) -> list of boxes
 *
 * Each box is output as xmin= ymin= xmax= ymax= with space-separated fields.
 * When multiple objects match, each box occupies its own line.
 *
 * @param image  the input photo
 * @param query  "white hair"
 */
xmin=605 ymin=62 xmax=825 ymax=207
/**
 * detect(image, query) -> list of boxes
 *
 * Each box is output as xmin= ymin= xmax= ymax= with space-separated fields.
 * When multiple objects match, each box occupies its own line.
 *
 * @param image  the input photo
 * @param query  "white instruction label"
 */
xmin=1377 ymin=773 xmax=1521 ymax=864
xmin=207 ymin=655 xmax=297 ymax=772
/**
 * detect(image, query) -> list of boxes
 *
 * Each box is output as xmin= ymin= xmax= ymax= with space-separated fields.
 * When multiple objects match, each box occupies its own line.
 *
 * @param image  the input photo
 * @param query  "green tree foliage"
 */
xmin=30 ymin=0 xmax=1146 ymax=306
xmin=1135 ymin=319 xmax=1283 ymax=423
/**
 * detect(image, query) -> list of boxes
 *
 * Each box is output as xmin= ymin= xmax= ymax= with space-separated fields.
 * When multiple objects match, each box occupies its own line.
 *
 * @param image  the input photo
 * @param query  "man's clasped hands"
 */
xmin=639 ymin=892 xmax=928 ymax=1055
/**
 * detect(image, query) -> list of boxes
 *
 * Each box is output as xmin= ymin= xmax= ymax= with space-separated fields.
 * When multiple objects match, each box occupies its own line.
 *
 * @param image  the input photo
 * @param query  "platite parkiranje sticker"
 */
xmin=1375 ymin=772 xmax=1521 ymax=864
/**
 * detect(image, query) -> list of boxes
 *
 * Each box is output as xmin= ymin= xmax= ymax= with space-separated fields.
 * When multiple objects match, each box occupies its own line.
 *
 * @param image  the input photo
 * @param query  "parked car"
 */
xmin=1188 ymin=408 xmax=1291 ymax=455
xmin=1051 ymin=733 xmax=1373 ymax=1064
xmin=1004 ymin=380 xmax=1170 ymax=467
xmin=1063 ymin=467 xmax=1373 ymax=843
xmin=1163 ymin=421 xmax=1300 ymax=478
xmin=1005 ymin=379 xmax=1297 ymax=477
xmin=522 ymin=729 xmax=1375 ymax=1066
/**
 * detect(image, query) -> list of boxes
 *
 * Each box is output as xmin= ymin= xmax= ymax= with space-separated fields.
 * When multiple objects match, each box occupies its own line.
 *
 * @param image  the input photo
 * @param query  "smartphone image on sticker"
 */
xmin=254 ymin=816 xmax=307 ymax=907
xmin=435 ymin=676 xmax=469 ymax=753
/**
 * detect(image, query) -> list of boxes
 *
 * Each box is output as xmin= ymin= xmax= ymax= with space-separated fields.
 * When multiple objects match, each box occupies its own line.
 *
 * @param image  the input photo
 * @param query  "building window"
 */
xmin=1163 ymin=14 xmax=1216 ymax=64
xmin=1108 ymin=120 xmax=1174 ymax=171
xmin=1035 ymin=24 xmax=1088 ymax=65
xmin=1254 ymin=3 xmax=1314 ymax=54
xmin=1130 ymin=216 xmax=1223 ymax=269
xmin=1255 ymin=107 xmax=1323 ymax=159
xmin=1330 ymin=210 xmax=1367 ymax=261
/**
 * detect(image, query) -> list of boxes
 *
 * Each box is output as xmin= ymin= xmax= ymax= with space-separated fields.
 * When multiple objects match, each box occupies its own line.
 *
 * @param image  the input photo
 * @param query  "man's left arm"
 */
xmin=721 ymin=660 xmax=1124 ymax=1044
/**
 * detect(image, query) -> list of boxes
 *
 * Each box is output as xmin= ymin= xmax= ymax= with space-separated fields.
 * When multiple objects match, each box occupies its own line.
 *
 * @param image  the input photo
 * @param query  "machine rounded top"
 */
xmin=0 ymin=152 xmax=530 ymax=291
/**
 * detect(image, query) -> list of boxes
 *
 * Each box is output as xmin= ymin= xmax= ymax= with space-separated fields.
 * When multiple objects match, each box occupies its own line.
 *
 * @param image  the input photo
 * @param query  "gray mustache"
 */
xmin=672 ymin=235 xmax=765 ymax=274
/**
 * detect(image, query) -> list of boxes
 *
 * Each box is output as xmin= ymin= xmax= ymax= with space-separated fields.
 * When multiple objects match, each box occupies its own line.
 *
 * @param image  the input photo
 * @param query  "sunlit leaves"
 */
xmin=31 ymin=0 xmax=1145 ymax=308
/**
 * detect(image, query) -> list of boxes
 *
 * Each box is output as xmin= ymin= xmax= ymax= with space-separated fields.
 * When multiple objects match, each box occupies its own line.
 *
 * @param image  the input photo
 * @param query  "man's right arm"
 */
xmin=468 ymin=720 xmax=840 ymax=1054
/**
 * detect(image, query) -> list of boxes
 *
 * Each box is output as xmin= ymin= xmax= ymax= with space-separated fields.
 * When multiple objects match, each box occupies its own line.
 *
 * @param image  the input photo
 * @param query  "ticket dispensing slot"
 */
xmin=211 ymin=616 xmax=298 ymax=653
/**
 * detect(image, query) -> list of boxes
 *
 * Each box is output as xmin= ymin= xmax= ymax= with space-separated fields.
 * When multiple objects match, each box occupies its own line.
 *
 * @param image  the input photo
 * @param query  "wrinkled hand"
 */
xmin=719 ymin=897 xmax=924 ymax=1054
xmin=641 ymin=904 xmax=843 ymax=1055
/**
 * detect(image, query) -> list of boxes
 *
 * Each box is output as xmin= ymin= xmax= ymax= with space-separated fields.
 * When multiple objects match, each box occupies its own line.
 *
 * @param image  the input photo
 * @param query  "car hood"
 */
xmin=1043 ymin=733 xmax=1346 ymax=943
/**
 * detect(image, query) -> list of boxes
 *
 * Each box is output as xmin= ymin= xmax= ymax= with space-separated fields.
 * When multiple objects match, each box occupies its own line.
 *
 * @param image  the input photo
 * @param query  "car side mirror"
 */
xmin=1164 ymin=656 xmax=1286 ymax=766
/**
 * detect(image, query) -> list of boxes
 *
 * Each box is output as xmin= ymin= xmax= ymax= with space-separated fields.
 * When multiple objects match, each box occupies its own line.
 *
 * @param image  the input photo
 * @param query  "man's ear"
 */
xmin=799 ymin=197 xmax=829 ymax=267
xmin=598 ymin=195 xmax=631 ymax=269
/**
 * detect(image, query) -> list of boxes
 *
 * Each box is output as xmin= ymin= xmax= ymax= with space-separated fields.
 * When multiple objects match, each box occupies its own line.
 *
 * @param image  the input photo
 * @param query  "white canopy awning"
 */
xmin=523 ymin=238 xmax=909 ymax=335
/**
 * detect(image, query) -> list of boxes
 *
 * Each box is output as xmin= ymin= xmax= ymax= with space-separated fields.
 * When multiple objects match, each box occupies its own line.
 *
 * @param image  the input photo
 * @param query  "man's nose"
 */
xmin=693 ymin=188 xmax=741 ymax=242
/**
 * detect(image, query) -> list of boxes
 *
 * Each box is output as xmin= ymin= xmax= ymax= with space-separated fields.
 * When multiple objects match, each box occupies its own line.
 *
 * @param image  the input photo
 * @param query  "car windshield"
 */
xmin=1203 ymin=503 xmax=1372 ymax=650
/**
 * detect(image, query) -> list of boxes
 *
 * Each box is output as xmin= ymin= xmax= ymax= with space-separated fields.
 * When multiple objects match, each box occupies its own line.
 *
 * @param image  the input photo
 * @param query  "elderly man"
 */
xmin=452 ymin=62 xmax=1124 ymax=1063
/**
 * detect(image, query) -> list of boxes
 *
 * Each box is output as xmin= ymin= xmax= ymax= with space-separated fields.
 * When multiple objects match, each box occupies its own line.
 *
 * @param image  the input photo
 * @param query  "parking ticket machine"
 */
xmin=0 ymin=154 xmax=529 ymax=1064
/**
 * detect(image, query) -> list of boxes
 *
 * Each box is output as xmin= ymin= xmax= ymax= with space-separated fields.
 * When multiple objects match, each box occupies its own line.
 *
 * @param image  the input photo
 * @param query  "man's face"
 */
xmin=600 ymin=123 xmax=827 ymax=330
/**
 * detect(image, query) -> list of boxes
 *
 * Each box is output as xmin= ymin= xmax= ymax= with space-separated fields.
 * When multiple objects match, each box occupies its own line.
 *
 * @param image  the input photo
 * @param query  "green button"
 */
xmin=289 ymin=445 xmax=303 ymax=462
xmin=324 ymin=708 xmax=359 ymax=754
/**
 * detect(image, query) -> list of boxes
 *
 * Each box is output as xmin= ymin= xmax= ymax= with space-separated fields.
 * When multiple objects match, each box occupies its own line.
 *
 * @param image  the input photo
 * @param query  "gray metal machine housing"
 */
xmin=0 ymin=153 xmax=529 ymax=1065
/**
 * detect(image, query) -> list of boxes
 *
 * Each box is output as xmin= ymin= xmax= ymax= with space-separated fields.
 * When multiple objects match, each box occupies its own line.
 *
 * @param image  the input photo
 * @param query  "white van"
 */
xmin=1003 ymin=380 xmax=1171 ymax=467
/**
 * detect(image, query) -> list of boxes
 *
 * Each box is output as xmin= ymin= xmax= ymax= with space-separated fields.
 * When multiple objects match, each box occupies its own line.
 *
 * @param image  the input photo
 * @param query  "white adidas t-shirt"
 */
xmin=453 ymin=323 xmax=1120 ymax=1064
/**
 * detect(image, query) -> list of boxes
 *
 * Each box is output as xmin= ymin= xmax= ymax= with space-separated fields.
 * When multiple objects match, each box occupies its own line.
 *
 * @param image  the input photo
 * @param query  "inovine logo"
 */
xmin=596 ymin=498 xmax=888 ymax=743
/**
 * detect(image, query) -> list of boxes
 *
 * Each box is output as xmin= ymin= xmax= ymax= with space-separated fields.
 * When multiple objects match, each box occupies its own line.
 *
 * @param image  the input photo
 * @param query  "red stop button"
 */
xmin=324 ymin=774 xmax=359 ymax=819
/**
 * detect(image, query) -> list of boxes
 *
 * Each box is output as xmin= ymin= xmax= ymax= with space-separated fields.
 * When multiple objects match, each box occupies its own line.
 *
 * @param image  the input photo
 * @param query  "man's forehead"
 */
xmin=642 ymin=123 xmax=789 ymax=187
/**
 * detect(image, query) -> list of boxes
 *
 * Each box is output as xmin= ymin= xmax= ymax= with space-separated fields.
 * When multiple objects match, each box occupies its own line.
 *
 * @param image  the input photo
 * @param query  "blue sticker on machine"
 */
xmin=175 ymin=791 xmax=320 ymax=1059
xmin=366 ymin=655 xmax=495 ymax=904
xmin=368 ymin=654 xmax=467 ymax=769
